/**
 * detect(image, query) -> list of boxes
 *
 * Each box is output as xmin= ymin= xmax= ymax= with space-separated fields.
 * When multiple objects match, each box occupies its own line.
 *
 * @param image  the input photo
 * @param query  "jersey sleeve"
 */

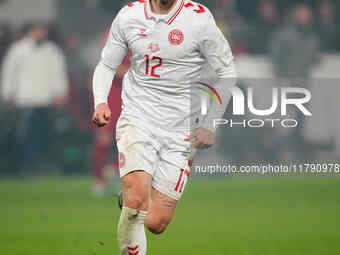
xmin=101 ymin=8 xmax=128 ymax=70
xmin=198 ymin=11 xmax=236 ymax=79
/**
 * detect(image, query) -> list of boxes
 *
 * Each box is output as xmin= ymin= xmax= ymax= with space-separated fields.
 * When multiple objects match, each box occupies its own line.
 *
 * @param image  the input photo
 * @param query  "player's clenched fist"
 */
xmin=187 ymin=128 xmax=215 ymax=149
xmin=92 ymin=103 xmax=111 ymax=127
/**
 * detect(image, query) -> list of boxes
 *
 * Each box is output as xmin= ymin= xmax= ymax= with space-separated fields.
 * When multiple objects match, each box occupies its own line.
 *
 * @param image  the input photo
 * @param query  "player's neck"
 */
xmin=150 ymin=0 xmax=177 ymax=15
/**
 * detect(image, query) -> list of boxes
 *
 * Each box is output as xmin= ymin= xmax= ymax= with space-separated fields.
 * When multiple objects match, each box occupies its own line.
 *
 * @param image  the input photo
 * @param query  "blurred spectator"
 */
xmin=250 ymin=0 xmax=279 ymax=54
xmin=64 ymin=35 xmax=92 ymax=131
xmin=316 ymin=0 xmax=337 ymax=52
xmin=0 ymin=22 xmax=68 ymax=171
xmin=47 ymin=22 xmax=65 ymax=50
xmin=215 ymin=0 xmax=244 ymax=28
xmin=214 ymin=0 xmax=250 ymax=55
xmin=270 ymin=3 xmax=320 ymax=78
xmin=0 ymin=21 xmax=13 ymax=68
xmin=268 ymin=3 xmax=321 ymax=160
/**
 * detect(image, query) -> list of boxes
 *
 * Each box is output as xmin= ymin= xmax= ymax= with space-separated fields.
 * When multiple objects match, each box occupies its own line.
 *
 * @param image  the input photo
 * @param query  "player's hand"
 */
xmin=186 ymin=128 xmax=215 ymax=149
xmin=92 ymin=103 xmax=111 ymax=127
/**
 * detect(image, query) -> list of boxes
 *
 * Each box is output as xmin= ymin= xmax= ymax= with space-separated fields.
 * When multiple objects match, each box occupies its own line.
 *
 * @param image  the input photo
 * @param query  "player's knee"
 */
xmin=125 ymin=193 xmax=148 ymax=210
xmin=147 ymin=222 xmax=168 ymax=235
xmin=146 ymin=217 xmax=170 ymax=235
xmin=122 ymin=172 xmax=149 ymax=210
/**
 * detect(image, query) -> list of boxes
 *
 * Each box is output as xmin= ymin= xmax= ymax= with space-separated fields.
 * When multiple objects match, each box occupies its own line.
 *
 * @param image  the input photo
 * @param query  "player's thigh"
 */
xmin=116 ymin=116 xmax=158 ymax=178
xmin=145 ymin=148 xmax=191 ymax=234
xmin=121 ymin=170 xmax=152 ymax=211
xmin=116 ymin=118 xmax=158 ymax=211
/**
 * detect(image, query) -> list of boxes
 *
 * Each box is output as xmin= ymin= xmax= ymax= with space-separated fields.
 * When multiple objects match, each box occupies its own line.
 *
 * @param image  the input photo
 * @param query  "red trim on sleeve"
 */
xmin=184 ymin=2 xmax=193 ymax=8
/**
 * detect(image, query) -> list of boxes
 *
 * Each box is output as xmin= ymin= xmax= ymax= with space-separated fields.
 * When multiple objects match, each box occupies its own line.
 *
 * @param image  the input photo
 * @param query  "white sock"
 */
xmin=118 ymin=207 xmax=147 ymax=255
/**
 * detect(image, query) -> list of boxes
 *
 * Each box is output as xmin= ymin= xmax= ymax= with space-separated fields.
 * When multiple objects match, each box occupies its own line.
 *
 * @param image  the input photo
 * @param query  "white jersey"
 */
xmin=101 ymin=0 xmax=236 ymax=130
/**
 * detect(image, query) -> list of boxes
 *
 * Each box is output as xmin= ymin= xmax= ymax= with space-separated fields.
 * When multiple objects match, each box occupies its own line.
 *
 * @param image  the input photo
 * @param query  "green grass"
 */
xmin=1 ymin=177 xmax=340 ymax=255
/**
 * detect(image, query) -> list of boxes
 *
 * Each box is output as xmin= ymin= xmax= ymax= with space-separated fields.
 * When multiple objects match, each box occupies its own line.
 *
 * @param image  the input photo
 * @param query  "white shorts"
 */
xmin=116 ymin=115 xmax=192 ymax=200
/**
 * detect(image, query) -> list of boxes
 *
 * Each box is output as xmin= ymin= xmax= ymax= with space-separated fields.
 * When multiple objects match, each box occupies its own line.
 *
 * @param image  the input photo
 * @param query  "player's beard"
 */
xmin=160 ymin=0 xmax=175 ymax=8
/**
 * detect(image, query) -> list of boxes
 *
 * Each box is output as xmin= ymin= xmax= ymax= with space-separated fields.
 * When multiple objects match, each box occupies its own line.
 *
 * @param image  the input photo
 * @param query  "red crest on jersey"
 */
xmin=168 ymin=29 xmax=184 ymax=46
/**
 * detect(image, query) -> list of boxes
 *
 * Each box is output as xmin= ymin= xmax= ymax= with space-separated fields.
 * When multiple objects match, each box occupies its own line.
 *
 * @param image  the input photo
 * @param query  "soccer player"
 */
xmin=92 ymin=0 xmax=236 ymax=254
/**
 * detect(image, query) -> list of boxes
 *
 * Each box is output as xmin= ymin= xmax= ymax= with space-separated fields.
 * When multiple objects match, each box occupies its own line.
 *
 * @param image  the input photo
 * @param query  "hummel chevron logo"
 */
xmin=137 ymin=28 xmax=147 ymax=37
xmin=128 ymin=245 xmax=139 ymax=255
xmin=148 ymin=42 xmax=160 ymax=53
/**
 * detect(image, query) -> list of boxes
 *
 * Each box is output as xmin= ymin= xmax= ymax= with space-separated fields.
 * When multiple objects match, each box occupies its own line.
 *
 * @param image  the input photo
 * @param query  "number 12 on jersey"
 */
xmin=144 ymin=54 xmax=162 ymax=78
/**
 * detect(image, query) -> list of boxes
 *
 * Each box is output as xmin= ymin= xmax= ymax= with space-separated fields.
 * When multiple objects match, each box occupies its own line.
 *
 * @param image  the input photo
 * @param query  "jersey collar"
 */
xmin=145 ymin=0 xmax=185 ymax=25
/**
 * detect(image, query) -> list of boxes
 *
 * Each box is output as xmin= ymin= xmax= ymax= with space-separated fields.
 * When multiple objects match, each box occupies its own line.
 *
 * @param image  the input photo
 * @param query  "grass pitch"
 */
xmin=1 ymin=176 xmax=340 ymax=255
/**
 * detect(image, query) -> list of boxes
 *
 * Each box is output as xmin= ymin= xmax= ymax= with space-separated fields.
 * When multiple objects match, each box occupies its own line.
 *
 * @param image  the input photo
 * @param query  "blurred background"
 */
xmin=1 ymin=1 xmax=340 ymax=255
xmin=1 ymin=0 xmax=340 ymax=182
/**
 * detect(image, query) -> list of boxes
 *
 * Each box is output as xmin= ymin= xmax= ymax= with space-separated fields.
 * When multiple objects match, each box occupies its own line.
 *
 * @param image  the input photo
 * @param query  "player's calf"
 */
xmin=145 ymin=214 xmax=172 ymax=235
xmin=145 ymin=188 xmax=177 ymax=235
xmin=118 ymin=207 xmax=147 ymax=255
